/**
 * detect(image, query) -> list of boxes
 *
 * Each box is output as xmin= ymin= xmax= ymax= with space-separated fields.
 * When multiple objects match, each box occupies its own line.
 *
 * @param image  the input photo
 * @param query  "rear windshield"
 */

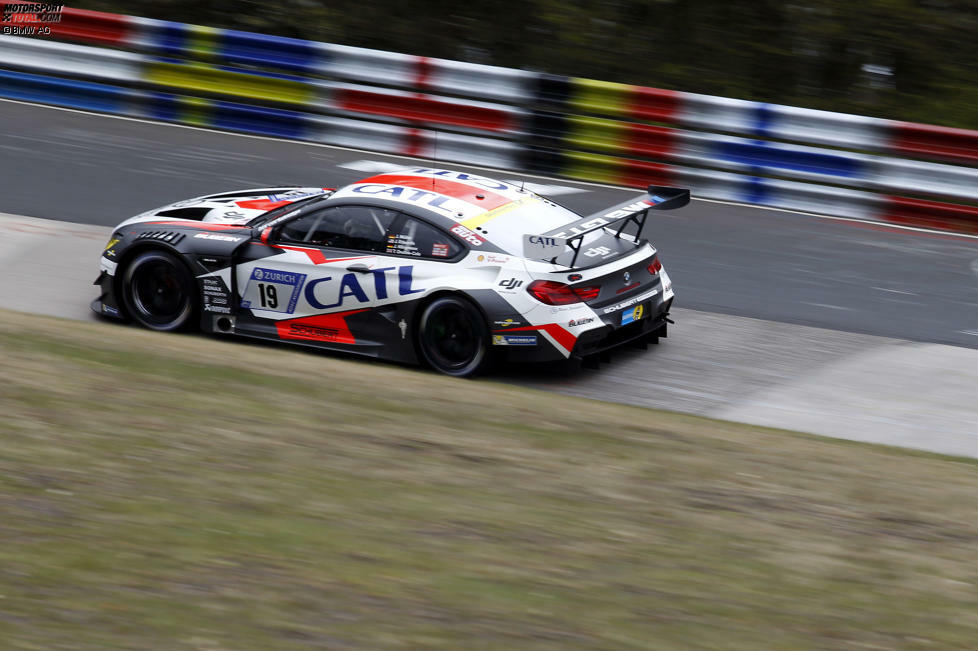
xmin=478 ymin=196 xmax=581 ymax=254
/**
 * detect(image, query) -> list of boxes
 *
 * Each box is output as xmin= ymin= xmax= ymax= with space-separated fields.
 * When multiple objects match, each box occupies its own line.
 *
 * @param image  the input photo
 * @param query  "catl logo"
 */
xmin=304 ymin=265 xmax=423 ymax=310
xmin=498 ymin=278 xmax=523 ymax=290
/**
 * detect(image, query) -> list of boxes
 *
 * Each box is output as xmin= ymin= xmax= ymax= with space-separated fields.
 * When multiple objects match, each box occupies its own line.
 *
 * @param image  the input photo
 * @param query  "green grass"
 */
xmin=2 ymin=308 xmax=978 ymax=649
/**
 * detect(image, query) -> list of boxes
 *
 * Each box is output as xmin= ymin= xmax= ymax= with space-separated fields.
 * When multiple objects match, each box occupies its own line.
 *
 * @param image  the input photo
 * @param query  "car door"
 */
xmin=381 ymin=209 xmax=466 ymax=292
xmin=234 ymin=204 xmax=436 ymax=351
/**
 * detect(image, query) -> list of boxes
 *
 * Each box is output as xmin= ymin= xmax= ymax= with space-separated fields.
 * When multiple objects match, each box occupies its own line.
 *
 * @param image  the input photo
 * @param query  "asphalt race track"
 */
xmin=4 ymin=101 xmax=978 ymax=348
xmin=3 ymin=99 xmax=978 ymax=455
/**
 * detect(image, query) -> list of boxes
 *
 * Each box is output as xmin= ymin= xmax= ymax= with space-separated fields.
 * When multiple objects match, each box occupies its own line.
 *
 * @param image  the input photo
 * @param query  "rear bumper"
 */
xmin=495 ymin=293 xmax=672 ymax=364
xmin=572 ymin=297 xmax=671 ymax=358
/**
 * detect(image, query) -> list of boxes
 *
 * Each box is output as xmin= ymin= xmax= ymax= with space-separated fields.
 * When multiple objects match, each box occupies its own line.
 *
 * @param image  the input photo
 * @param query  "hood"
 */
xmin=118 ymin=187 xmax=332 ymax=228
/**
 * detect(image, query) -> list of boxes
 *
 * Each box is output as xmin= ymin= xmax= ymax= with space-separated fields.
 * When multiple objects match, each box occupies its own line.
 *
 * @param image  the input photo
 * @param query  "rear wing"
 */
xmin=522 ymin=186 xmax=690 ymax=267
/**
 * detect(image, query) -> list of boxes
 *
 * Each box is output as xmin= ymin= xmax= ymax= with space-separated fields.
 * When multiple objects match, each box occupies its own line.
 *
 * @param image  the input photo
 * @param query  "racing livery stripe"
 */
xmin=144 ymin=221 xmax=246 ymax=231
xmin=272 ymin=246 xmax=370 ymax=265
xmin=275 ymin=309 xmax=368 ymax=345
xmin=235 ymin=198 xmax=292 ymax=211
xmin=460 ymin=195 xmax=540 ymax=230
xmin=354 ymin=174 xmax=513 ymax=210
xmin=234 ymin=188 xmax=333 ymax=211
xmin=493 ymin=323 xmax=577 ymax=354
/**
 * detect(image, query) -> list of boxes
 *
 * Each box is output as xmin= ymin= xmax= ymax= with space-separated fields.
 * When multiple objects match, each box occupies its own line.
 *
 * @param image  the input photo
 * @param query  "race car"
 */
xmin=92 ymin=167 xmax=685 ymax=376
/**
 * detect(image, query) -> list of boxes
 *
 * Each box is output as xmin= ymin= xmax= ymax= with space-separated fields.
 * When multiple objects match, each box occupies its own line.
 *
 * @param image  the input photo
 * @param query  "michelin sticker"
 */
xmin=492 ymin=334 xmax=537 ymax=346
xmin=240 ymin=267 xmax=306 ymax=314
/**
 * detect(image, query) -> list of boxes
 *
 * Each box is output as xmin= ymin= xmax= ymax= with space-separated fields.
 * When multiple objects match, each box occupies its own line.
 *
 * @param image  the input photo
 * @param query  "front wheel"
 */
xmin=120 ymin=250 xmax=197 ymax=331
xmin=417 ymin=296 xmax=491 ymax=377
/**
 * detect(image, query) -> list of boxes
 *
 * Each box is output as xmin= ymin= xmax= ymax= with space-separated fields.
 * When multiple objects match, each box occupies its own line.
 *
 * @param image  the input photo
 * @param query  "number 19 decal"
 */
xmin=257 ymin=283 xmax=278 ymax=309
xmin=240 ymin=267 xmax=306 ymax=314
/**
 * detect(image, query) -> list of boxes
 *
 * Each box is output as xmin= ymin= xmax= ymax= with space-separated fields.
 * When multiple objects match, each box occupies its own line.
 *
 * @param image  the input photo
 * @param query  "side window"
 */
xmin=277 ymin=210 xmax=323 ymax=243
xmin=386 ymin=216 xmax=461 ymax=259
xmin=277 ymin=205 xmax=397 ymax=252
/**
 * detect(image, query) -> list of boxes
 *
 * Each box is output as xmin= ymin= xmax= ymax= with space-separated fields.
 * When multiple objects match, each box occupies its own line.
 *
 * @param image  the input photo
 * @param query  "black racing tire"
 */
xmin=120 ymin=250 xmax=197 ymax=332
xmin=417 ymin=296 xmax=492 ymax=378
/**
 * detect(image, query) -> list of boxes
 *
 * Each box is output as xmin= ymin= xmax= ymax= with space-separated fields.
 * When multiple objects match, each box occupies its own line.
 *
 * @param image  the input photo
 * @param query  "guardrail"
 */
xmin=2 ymin=2 xmax=978 ymax=232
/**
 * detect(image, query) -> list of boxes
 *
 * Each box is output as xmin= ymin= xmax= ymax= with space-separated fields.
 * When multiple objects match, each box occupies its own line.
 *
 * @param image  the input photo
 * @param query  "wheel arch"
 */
xmin=112 ymin=242 xmax=196 ymax=320
xmin=410 ymin=289 xmax=491 ymax=349
xmin=409 ymin=288 xmax=496 ymax=375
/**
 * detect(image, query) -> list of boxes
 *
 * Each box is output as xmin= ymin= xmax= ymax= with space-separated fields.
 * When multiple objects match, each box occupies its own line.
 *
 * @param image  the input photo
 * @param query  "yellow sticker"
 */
xmin=460 ymin=196 xmax=539 ymax=230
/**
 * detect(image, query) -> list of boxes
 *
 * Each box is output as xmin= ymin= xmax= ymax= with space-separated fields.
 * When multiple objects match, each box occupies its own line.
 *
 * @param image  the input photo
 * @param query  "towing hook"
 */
xmin=665 ymin=317 xmax=675 ymax=324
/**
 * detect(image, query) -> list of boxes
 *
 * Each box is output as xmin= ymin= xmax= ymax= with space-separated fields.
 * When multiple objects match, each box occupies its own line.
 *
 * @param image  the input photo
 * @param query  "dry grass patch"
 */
xmin=1 ymin=308 xmax=978 ymax=649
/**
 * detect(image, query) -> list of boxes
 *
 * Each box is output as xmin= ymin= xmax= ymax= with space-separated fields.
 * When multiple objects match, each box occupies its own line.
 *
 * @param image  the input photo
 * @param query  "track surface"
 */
xmin=3 ymin=100 xmax=978 ymax=456
xmin=3 ymin=100 xmax=978 ymax=348
xmin=5 ymin=212 xmax=978 ymax=456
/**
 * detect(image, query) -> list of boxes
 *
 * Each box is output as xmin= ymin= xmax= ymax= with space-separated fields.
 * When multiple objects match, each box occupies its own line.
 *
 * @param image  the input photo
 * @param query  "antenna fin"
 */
xmin=432 ymin=131 xmax=438 ymax=190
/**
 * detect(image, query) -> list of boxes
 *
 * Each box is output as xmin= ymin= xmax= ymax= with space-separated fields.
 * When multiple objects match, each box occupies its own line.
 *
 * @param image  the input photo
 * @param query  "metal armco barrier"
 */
xmin=3 ymin=2 xmax=978 ymax=232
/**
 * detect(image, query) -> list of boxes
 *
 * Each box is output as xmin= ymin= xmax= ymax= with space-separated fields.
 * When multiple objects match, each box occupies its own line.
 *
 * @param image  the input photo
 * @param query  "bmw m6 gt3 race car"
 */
xmin=93 ymin=167 xmax=686 ymax=376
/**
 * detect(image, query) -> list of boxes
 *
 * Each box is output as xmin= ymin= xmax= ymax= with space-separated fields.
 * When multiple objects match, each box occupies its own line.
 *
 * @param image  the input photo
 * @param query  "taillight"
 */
xmin=648 ymin=258 xmax=662 ymax=275
xmin=527 ymin=280 xmax=600 ymax=305
xmin=573 ymin=285 xmax=601 ymax=301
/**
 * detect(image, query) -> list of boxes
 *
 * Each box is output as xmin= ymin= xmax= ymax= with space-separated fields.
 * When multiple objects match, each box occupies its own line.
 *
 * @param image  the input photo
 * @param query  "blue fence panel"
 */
xmin=0 ymin=69 xmax=128 ymax=113
xmin=219 ymin=30 xmax=323 ymax=74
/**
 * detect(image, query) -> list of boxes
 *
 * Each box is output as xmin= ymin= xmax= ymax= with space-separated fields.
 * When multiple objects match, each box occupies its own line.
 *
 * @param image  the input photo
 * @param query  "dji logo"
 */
xmin=498 ymin=278 xmax=523 ymax=290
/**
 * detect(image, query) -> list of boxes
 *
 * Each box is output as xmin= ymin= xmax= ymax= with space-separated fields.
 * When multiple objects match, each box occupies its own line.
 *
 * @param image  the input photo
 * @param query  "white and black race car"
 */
xmin=93 ymin=167 xmax=685 ymax=376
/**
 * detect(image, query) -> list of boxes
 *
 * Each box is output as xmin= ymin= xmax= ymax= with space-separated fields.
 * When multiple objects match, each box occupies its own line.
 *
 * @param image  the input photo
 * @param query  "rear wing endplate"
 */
xmin=522 ymin=186 xmax=689 ymax=267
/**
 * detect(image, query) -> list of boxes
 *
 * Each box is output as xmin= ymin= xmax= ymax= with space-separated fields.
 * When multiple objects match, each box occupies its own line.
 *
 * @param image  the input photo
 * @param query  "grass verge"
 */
xmin=1 ymin=308 xmax=977 ymax=649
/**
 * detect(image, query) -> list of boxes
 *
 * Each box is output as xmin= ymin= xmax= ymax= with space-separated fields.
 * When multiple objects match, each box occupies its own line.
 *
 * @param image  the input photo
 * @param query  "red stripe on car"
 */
xmin=145 ymin=221 xmax=246 ymax=231
xmin=235 ymin=198 xmax=292 ymax=211
xmin=275 ymin=310 xmax=368 ymax=345
xmin=273 ymin=245 xmax=371 ymax=265
xmin=495 ymin=323 xmax=578 ymax=353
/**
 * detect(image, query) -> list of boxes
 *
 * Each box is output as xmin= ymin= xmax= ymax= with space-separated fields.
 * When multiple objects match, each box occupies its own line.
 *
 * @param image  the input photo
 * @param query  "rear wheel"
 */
xmin=417 ymin=296 xmax=491 ymax=377
xmin=120 ymin=250 xmax=197 ymax=331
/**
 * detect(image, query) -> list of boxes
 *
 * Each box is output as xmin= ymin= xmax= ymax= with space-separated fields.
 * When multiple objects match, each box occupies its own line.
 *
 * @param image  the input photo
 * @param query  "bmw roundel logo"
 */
xmin=623 ymin=271 xmax=631 ymax=284
xmin=254 ymin=268 xmax=264 ymax=280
